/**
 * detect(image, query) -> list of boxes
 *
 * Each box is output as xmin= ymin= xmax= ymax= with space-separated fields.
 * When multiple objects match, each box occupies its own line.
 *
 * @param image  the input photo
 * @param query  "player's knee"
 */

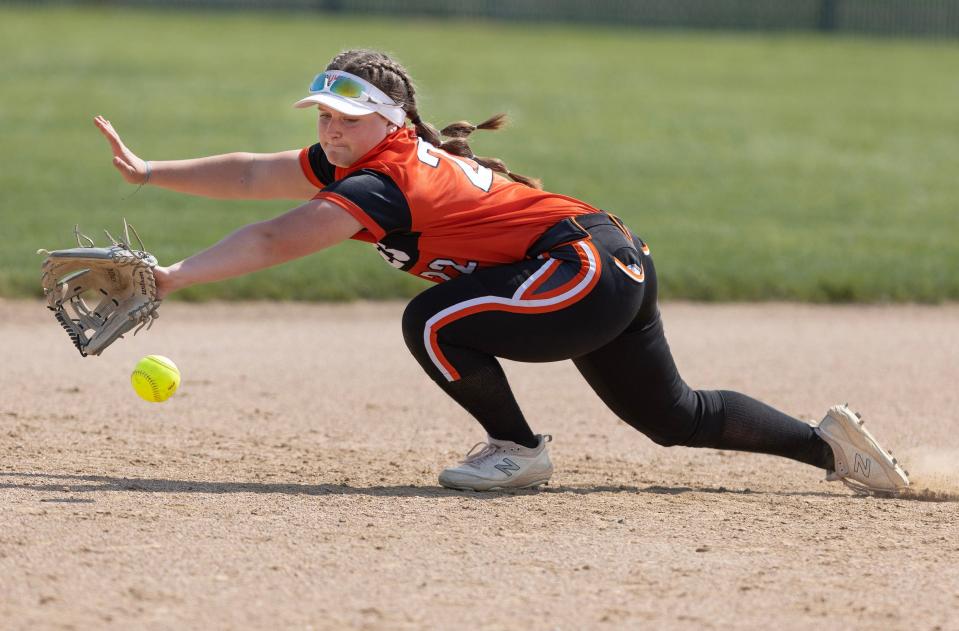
xmin=639 ymin=418 xmax=694 ymax=447
xmin=646 ymin=431 xmax=685 ymax=447
xmin=638 ymin=390 xmax=726 ymax=448
xmin=618 ymin=401 xmax=700 ymax=447
xmin=401 ymin=293 xmax=438 ymax=360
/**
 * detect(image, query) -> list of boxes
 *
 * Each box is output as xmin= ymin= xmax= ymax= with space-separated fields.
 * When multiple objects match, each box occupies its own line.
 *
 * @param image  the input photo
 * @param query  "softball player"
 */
xmin=95 ymin=49 xmax=908 ymax=495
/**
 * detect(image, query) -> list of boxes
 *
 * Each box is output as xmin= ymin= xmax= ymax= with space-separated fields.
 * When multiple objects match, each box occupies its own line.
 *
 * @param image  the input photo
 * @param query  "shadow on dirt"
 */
xmin=7 ymin=471 xmax=951 ymax=500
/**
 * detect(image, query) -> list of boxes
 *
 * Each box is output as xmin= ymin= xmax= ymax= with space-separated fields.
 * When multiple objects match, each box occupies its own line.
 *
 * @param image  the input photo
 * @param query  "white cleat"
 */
xmin=439 ymin=434 xmax=553 ymax=491
xmin=815 ymin=404 xmax=910 ymax=495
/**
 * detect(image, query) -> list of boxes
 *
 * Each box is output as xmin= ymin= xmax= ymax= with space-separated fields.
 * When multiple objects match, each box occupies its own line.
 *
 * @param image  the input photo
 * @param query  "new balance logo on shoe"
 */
xmin=854 ymin=453 xmax=871 ymax=478
xmin=494 ymin=458 xmax=521 ymax=477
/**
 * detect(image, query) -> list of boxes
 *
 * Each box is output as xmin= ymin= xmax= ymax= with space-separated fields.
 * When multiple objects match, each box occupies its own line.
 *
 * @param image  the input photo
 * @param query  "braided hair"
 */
xmin=326 ymin=50 xmax=541 ymax=189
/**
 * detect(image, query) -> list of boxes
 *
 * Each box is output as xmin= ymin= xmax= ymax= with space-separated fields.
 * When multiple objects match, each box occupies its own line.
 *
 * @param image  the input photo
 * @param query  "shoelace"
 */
xmin=460 ymin=441 xmax=501 ymax=467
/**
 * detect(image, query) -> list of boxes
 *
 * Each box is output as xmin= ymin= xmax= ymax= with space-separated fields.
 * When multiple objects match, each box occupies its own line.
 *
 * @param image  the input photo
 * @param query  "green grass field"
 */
xmin=2 ymin=5 xmax=958 ymax=302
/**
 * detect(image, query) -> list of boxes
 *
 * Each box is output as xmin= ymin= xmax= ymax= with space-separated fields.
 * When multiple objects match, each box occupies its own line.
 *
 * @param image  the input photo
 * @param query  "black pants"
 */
xmin=402 ymin=213 xmax=833 ymax=468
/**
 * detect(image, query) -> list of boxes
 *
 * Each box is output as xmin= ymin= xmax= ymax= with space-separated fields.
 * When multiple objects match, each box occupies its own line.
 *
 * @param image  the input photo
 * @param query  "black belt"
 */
xmin=526 ymin=211 xmax=630 ymax=258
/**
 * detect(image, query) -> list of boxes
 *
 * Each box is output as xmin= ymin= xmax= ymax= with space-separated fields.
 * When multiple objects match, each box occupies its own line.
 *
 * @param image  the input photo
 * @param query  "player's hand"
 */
xmin=94 ymin=115 xmax=150 ymax=185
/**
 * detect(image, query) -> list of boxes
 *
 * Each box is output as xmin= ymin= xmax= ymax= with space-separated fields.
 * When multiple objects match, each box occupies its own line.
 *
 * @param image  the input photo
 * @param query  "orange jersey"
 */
xmin=299 ymin=128 xmax=599 ymax=283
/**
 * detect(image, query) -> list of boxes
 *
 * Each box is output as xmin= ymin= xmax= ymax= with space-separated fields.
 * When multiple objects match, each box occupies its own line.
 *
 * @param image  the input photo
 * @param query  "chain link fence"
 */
xmin=11 ymin=0 xmax=959 ymax=36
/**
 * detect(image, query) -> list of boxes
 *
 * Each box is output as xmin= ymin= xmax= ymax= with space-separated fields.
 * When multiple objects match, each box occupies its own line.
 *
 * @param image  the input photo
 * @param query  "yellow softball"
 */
xmin=131 ymin=355 xmax=181 ymax=403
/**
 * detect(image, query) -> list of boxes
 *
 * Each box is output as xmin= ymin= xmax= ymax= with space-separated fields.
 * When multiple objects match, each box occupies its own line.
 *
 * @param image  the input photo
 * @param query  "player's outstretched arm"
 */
xmin=153 ymin=199 xmax=361 ymax=299
xmin=94 ymin=115 xmax=319 ymax=201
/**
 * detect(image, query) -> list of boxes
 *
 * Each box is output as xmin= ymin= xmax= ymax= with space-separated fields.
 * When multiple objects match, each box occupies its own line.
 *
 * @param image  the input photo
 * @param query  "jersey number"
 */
xmin=416 ymin=139 xmax=493 ymax=192
xmin=420 ymin=257 xmax=478 ymax=282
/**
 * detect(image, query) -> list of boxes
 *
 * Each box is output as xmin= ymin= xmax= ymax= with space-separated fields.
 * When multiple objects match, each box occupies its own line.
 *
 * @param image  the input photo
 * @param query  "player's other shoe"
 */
xmin=814 ymin=404 xmax=910 ymax=495
xmin=439 ymin=434 xmax=553 ymax=491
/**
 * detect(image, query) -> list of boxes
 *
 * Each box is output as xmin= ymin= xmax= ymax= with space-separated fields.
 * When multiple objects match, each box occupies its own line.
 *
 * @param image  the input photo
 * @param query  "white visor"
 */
xmin=293 ymin=70 xmax=407 ymax=127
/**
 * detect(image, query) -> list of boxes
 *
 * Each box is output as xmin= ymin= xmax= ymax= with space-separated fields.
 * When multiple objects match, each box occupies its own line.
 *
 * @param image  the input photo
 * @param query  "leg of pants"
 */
xmin=573 ymin=246 xmax=834 ymax=469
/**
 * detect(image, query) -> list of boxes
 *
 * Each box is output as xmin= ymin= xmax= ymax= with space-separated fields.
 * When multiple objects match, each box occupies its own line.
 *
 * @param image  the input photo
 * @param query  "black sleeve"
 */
xmin=322 ymin=169 xmax=412 ymax=235
xmin=306 ymin=143 xmax=337 ymax=185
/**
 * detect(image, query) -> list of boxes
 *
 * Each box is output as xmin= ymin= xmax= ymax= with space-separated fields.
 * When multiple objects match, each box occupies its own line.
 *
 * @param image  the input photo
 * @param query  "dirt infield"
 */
xmin=2 ymin=299 xmax=957 ymax=629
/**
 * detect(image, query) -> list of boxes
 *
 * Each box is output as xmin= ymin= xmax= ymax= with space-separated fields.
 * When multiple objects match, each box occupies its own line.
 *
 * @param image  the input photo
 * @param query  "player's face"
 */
xmin=317 ymin=106 xmax=393 ymax=167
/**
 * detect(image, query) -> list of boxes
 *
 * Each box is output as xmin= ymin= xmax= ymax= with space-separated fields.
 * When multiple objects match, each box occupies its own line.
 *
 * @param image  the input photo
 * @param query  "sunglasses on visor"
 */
xmin=308 ymin=72 xmax=395 ymax=105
